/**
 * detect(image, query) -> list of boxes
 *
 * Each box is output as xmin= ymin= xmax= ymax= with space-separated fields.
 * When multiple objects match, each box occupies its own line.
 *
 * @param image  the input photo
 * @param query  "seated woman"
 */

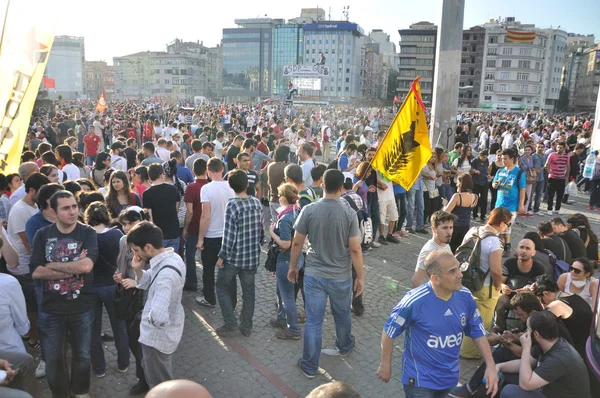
xmin=567 ymin=213 xmax=599 ymax=265
xmin=557 ymin=257 xmax=598 ymax=309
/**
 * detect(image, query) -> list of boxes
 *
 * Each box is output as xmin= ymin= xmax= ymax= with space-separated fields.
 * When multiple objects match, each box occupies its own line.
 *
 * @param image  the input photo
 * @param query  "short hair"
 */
xmin=118 ymin=207 xmax=150 ymax=224
xmin=228 ymin=169 xmax=248 ymax=194
xmin=36 ymin=183 xmax=65 ymax=209
xmin=242 ymin=138 xmax=256 ymax=149
xmin=201 ymin=142 xmax=214 ymax=151
xmin=556 ymin=141 xmax=566 ymax=148
xmin=528 ymin=310 xmax=559 ymax=341
xmin=532 ymin=274 xmax=559 ymax=297
xmin=344 ymin=143 xmax=357 ymax=152
xmin=537 ymin=221 xmax=554 ymax=236
xmin=207 ymin=158 xmax=224 ymax=173
xmin=216 ymin=131 xmax=224 ymax=139
xmin=284 ymin=164 xmax=304 ymax=184
xmin=430 ymin=210 xmax=457 ymax=228
xmin=193 ymin=158 xmax=207 ymax=176
xmin=126 ymin=221 xmax=163 ymax=249
xmin=501 ymin=148 xmax=516 ymax=160
xmin=127 ymin=138 xmax=136 ymax=146
xmin=79 ymin=191 xmax=105 ymax=208
xmin=234 ymin=134 xmax=245 ymax=143
xmin=63 ymin=180 xmax=82 ymax=196
xmin=157 ymin=138 xmax=166 ymax=146
xmin=310 ymin=164 xmax=326 ymax=181
xmin=237 ymin=152 xmax=251 ymax=161
xmin=306 ymin=381 xmax=362 ymax=398
xmin=49 ymin=190 xmax=75 ymax=211
xmin=275 ymin=146 xmax=290 ymax=162
xmin=510 ymin=292 xmax=543 ymax=313
xmin=143 ymin=142 xmax=155 ymax=152
xmin=148 ymin=164 xmax=164 ymax=181
xmin=84 ymin=201 xmax=111 ymax=226
xmin=18 ymin=162 xmax=39 ymax=180
xmin=25 ymin=172 xmax=50 ymax=193
xmin=191 ymin=139 xmax=202 ymax=152
xmin=454 ymin=142 xmax=463 ymax=150
xmin=56 ymin=144 xmax=73 ymax=163
xmin=488 ymin=207 xmax=513 ymax=227
xmin=323 ymin=169 xmax=344 ymax=194
xmin=299 ymin=142 xmax=313 ymax=157
xmin=550 ymin=217 xmax=565 ymax=227
xmin=424 ymin=250 xmax=455 ymax=278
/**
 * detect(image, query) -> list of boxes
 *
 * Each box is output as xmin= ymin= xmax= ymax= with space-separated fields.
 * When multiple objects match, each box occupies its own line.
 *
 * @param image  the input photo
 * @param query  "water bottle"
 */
xmin=583 ymin=151 xmax=597 ymax=179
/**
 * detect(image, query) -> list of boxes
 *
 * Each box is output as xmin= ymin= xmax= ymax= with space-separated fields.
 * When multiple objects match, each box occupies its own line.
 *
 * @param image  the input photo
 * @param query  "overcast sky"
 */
xmin=54 ymin=0 xmax=598 ymax=64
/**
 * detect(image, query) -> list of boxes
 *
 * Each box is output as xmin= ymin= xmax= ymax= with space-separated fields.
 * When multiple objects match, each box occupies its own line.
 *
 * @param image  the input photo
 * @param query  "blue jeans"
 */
xmin=86 ymin=155 xmax=96 ymax=166
xmin=394 ymin=193 xmax=407 ymax=231
xmin=90 ymin=285 xmax=130 ymax=374
xmin=163 ymin=237 xmax=180 ymax=252
xmin=439 ymin=184 xmax=453 ymax=201
xmin=276 ymin=259 xmax=301 ymax=334
xmin=184 ymin=234 xmax=199 ymax=289
xmin=216 ymin=262 xmax=256 ymax=333
xmin=404 ymin=385 xmax=452 ymax=398
xmin=38 ymin=309 xmax=94 ymax=397
xmin=301 ymin=274 xmax=354 ymax=375
xmin=500 ymin=385 xmax=545 ymax=398
xmin=406 ymin=189 xmax=424 ymax=230
xmin=531 ymin=179 xmax=545 ymax=212
xmin=34 ymin=281 xmax=48 ymax=362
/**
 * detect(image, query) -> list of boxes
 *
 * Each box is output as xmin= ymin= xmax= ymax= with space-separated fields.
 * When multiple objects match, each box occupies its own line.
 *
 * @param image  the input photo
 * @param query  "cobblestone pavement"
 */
xmin=35 ymin=191 xmax=598 ymax=397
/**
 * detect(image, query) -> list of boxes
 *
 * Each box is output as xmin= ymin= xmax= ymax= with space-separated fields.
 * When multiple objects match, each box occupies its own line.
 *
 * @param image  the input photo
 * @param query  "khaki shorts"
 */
xmin=379 ymin=199 xmax=399 ymax=223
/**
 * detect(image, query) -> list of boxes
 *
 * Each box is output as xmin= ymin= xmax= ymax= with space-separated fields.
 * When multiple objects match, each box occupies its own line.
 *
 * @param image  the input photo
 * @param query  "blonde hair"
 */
xmin=277 ymin=183 xmax=298 ymax=204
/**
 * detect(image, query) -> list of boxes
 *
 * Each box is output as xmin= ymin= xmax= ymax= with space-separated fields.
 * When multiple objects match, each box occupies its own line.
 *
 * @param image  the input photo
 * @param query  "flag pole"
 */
xmin=360 ymin=76 xmax=422 ymax=181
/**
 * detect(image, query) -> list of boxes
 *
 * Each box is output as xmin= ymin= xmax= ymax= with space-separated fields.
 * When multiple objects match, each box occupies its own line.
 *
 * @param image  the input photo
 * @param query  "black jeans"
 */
xmin=547 ymin=178 xmax=566 ymax=211
xmin=472 ymin=183 xmax=489 ymax=219
xmin=489 ymin=183 xmax=498 ymax=211
xmin=201 ymin=237 xmax=236 ymax=306
xmin=423 ymin=191 xmax=441 ymax=224
xmin=126 ymin=317 xmax=147 ymax=386
xmin=394 ymin=193 xmax=407 ymax=232
xmin=468 ymin=346 xmax=520 ymax=390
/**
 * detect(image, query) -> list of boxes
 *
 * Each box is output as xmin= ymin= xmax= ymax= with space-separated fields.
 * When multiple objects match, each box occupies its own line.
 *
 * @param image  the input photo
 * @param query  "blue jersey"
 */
xmin=492 ymin=166 xmax=525 ymax=212
xmin=384 ymin=282 xmax=485 ymax=390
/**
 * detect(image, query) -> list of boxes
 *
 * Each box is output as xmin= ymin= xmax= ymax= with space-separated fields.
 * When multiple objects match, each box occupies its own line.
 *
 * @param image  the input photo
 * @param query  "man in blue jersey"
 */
xmin=377 ymin=250 xmax=498 ymax=398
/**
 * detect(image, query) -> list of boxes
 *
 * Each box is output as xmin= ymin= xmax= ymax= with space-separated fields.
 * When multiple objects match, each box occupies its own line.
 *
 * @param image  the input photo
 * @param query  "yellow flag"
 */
xmin=0 ymin=1 xmax=56 ymax=173
xmin=371 ymin=78 xmax=432 ymax=190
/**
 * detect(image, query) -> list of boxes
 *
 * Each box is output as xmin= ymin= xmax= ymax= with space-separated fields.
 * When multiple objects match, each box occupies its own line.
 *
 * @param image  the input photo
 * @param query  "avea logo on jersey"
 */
xmin=427 ymin=332 xmax=464 ymax=349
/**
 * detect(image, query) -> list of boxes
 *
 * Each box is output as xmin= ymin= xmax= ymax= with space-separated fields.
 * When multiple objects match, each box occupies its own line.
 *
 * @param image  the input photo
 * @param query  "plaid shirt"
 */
xmin=219 ymin=196 xmax=264 ymax=269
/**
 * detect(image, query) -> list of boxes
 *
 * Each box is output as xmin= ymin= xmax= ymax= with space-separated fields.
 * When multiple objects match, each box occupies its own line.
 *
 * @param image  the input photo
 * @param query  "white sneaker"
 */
xmin=195 ymin=296 xmax=215 ymax=307
xmin=35 ymin=360 xmax=46 ymax=378
xmin=557 ymin=210 xmax=565 ymax=215
xmin=371 ymin=241 xmax=381 ymax=248
xmin=547 ymin=210 xmax=553 ymax=216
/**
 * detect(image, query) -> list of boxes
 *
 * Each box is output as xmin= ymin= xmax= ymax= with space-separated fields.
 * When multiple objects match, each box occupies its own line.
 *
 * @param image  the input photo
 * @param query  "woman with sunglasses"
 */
xmin=533 ymin=274 xmax=593 ymax=358
xmin=557 ymin=257 xmax=598 ymax=309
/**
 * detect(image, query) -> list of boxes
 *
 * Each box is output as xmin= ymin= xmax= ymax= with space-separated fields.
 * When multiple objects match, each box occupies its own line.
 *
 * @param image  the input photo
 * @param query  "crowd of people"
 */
xmin=0 ymin=99 xmax=598 ymax=398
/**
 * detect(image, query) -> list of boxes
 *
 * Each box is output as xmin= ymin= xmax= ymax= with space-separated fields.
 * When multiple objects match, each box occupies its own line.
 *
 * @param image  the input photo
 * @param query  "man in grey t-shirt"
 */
xmin=290 ymin=169 xmax=365 ymax=378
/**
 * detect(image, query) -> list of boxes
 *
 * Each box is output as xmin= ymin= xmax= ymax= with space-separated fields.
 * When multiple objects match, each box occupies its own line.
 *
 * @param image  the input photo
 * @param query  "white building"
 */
xmin=45 ymin=36 xmax=85 ymax=100
xmin=479 ymin=19 xmax=566 ymax=111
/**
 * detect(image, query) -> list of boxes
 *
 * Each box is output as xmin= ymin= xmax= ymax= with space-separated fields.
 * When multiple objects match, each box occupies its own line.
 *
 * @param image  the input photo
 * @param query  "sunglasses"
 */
xmin=569 ymin=266 xmax=583 ymax=275
xmin=504 ymin=221 xmax=512 ymax=228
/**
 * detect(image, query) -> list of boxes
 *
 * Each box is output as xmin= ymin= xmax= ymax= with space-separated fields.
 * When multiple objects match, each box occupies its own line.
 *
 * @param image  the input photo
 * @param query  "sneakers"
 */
xmin=370 ymin=241 xmax=382 ymax=248
xmin=448 ymin=384 xmax=471 ymax=398
xmin=587 ymin=205 xmax=594 ymax=210
xmin=377 ymin=236 xmax=389 ymax=245
xmin=556 ymin=210 xmax=565 ymax=215
xmin=35 ymin=360 xmax=46 ymax=378
xmin=415 ymin=229 xmax=429 ymax=234
xmin=215 ymin=324 xmax=238 ymax=336
xmin=408 ymin=229 xmax=416 ymax=234
xmin=276 ymin=329 xmax=301 ymax=340
xmin=129 ymin=381 xmax=149 ymax=396
xmin=196 ymin=296 xmax=215 ymax=307
xmin=118 ymin=366 xmax=129 ymax=373
xmin=270 ymin=318 xmax=286 ymax=329
xmin=386 ymin=234 xmax=400 ymax=244
xmin=297 ymin=358 xmax=316 ymax=379
xmin=96 ymin=372 xmax=106 ymax=378
xmin=595 ymin=207 xmax=600 ymax=211
xmin=547 ymin=210 xmax=553 ymax=216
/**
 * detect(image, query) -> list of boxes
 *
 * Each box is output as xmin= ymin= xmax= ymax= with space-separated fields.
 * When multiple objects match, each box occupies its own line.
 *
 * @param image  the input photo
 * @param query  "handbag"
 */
xmin=428 ymin=188 xmax=440 ymax=199
xmin=526 ymin=169 xmax=537 ymax=184
xmin=264 ymin=242 xmax=279 ymax=272
xmin=114 ymin=284 xmax=144 ymax=321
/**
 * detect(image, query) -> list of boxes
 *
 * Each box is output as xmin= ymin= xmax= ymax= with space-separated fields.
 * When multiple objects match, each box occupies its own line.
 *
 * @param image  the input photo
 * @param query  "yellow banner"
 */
xmin=0 ymin=0 xmax=56 ymax=173
xmin=371 ymin=78 xmax=432 ymax=190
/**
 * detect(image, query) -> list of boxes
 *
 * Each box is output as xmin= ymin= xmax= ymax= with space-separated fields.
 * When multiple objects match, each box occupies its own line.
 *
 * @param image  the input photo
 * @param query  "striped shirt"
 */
xmin=547 ymin=152 xmax=568 ymax=179
xmin=219 ymin=196 xmax=264 ymax=269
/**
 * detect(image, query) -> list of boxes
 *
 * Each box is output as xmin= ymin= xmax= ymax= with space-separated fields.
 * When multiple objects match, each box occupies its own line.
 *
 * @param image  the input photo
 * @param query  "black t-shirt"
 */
xmin=557 ymin=293 xmax=593 ymax=358
xmin=531 ymin=338 xmax=591 ymax=398
xmin=94 ymin=228 xmax=124 ymax=286
xmin=542 ymin=235 xmax=572 ymax=263
xmin=224 ymin=169 xmax=258 ymax=197
xmin=227 ymin=145 xmax=240 ymax=172
xmin=502 ymin=258 xmax=546 ymax=289
xmin=142 ymin=183 xmax=181 ymax=239
xmin=124 ymin=147 xmax=137 ymax=170
xmin=29 ymin=223 xmax=99 ymax=315
xmin=365 ymin=169 xmax=378 ymax=203
xmin=558 ymin=230 xmax=587 ymax=259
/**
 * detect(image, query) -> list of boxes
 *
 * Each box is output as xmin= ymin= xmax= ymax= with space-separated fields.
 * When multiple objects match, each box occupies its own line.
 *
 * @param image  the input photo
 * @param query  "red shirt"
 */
xmin=256 ymin=141 xmax=269 ymax=169
xmin=143 ymin=124 xmax=153 ymax=138
xmin=184 ymin=178 xmax=209 ymax=235
xmin=126 ymin=128 xmax=136 ymax=139
xmin=83 ymin=133 xmax=101 ymax=156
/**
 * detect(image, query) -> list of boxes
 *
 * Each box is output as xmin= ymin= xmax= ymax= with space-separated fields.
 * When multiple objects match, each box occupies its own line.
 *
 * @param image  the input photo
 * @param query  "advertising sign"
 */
xmin=283 ymin=64 xmax=330 ymax=77
xmin=292 ymin=78 xmax=321 ymax=91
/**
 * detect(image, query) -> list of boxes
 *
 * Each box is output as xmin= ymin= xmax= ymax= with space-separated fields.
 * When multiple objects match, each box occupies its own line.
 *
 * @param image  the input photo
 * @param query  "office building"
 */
xmin=459 ymin=26 xmax=485 ymax=108
xmin=302 ymin=21 xmax=366 ymax=100
xmin=206 ymin=45 xmax=223 ymax=99
xmin=561 ymin=34 xmax=595 ymax=109
xmin=362 ymin=41 xmax=385 ymax=99
xmin=222 ymin=18 xmax=283 ymax=102
xmin=85 ymin=61 xmax=114 ymax=99
xmin=574 ymin=43 xmax=600 ymax=110
xmin=397 ymin=22 xmax=437 ymax=104
xmin=272 ymin=24 xmax=304 ymax=95
xmin=45 ymin=36 xmax=85 ymax=100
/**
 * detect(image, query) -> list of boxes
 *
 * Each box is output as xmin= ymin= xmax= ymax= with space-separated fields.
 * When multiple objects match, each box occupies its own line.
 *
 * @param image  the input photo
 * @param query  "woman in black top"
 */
xmin=488 ymin=143 xmax=503 ymax=210
xmin=533 ymin=274 xmax=593 ymax=358
xmin=568 ymin=213 xmax=599 ymax=264
xmin=85 ymin=201 xmax=130 ymax=377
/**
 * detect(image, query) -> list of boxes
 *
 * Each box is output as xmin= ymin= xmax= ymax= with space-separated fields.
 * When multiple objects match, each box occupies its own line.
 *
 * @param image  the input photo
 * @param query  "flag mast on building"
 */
xmin=95 ymin=89 xmax=107 ymax=113
xmin=370 ymin=77 xmax=432 ymax=190
xmin=0 ymin=0 xmax=57 ymax=173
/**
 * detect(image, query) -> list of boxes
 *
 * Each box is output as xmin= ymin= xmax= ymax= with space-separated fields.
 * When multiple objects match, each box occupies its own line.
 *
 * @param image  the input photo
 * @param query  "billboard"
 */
xmin=283 ymin=64 xmax=330 ymax=77
xmin=292 ymin=78 xmax=321 ymax=91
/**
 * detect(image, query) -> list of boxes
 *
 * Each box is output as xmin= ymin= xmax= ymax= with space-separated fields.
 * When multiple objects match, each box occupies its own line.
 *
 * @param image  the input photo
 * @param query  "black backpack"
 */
xmin=455 ymin=227 xmax=499 ymax=298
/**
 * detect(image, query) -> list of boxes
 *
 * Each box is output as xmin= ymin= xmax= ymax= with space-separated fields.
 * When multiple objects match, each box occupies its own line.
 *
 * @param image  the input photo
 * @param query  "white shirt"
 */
xmin=93 ymin=120 xmax=105 ymax=145
xmin=7 ymin=199 xmax=38 ymax=275
xmin=200 ymin=181 xmax=234 ymax=238
xmin=301 ymin=158 xmax=314 ymax=186
xmin=377 ymin=172 xmax=394 ymax=202
xmin=110 ymin=155 xmax=127 ymax=172
xmin=463 ymin=227 xmax=503 ymax=285
xmin=62 ymin=163 xmax=81 ymax=181
xmin=479 ymin=131 xmax=489 ymax=149
xmin=415 ymin=239 xmax=452 ymax=272
xmin=501 ymin=134 xmax=514 ymax=150
xmin=213 ymin=140 xmax=224 ymax=160
xmin=0 ymin=274 xmax=29 ymax=353
xmin=156 ymin=147 xmax=170 ymax=163
xmin=9 ymin=185 xmax=26 ymax=208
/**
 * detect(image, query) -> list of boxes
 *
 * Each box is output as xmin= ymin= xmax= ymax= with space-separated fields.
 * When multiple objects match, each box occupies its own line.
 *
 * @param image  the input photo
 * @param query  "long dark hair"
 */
xmin=94 ymin=152 xmax=110 ymax=170
xmin=163 ymin=158 xmax=185 ymax=197
xmin=106 ymin=170 xmax=133 ymax=215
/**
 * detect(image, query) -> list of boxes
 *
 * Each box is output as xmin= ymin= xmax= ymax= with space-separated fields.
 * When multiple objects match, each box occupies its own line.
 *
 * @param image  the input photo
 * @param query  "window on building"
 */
xmin=461 ymin=58 xmax=466 ymax=64
xmin=503 ymin=48 xmax=513 ymax=55
xmin=484 ymin=84 xmax=494 ymax=92
xmin=517 ymin=72 xmax=529 ymax=81
xmin=462 ymin=46 xmax=467 ymax=52
xmin=164 ymin=79 xmax=170 ymax=84
xmin=346 ymin=68 xmax=350 ymax=73
xmin=519 ymin=48 xmax=532 ymax=56
xmin=484 ymin=95 xmax=492 ymax=100
xmin=461 ymin=70 xmax=466 ymax=75
xmin=511 ymin=97 xmax=523 ymax=102
xmin=518 ymin=60 xmax=531 ymax=69
xmin=500 ymin=72 xmax=510 ymax=80
xmin=345 ymin=87 xmax=349 ymax=92
xmin=472 ymin=45 xmax=477 ymax=52
xmin=485 ymin=72 xmax=495 ymax=80
xmin=489 ymin=36 xmax=498 ymax=43
xmin=501 ymin=60 xmax=511 ymax=68
xmin=499 ymin=84 xmax=508 ymax=92
xmin=516 ymin=84 xmax=528 ymax=92
xmin=535 ymin=62 xmax=540 ymax=70
xmin=488 ymin=48 xmax=497 ymax=55
xmin=470 ymin=68 xmax=474 ymax=75
xmin=486 ymin=60 xmax=496 ymax=67
xmin=463 ymin=34 xmax=470 ymax=40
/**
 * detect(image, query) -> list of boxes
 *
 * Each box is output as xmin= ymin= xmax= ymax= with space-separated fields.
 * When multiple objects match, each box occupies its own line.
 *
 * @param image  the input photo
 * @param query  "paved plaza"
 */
xmin=35 ymin=191 xmax=598 ymax=398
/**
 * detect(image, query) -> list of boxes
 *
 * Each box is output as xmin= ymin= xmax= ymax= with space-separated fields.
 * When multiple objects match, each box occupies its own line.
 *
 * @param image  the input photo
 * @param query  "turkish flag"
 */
xmin=95 ymin=90 xmax=107 ymax=113
xmin=43 ymin=77 xmax=55 ymax=89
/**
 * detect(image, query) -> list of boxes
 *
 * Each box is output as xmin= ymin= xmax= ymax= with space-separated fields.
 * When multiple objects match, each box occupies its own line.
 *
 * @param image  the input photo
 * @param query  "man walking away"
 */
xmin=214 ymin=170 xmax=264 ymax=336
xmin=290 ymin=169 xmax=365 ymax=378
xmin=545 ymin=142 xmax=569 ymax=215
xmin=127 ymin=221 xmax=185 ymax=389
